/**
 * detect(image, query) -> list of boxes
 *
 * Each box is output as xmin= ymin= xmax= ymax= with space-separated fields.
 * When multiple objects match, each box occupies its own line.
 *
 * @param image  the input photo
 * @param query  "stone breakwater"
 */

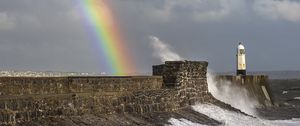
xmin=0 ymin=61 xmax=239 ymax=125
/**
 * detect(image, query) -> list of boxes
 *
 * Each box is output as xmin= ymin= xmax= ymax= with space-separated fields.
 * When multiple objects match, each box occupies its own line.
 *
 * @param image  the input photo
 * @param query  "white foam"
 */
xmin=167 ymin=118 xmax=206 ymax=126
xmin=190 ymin=103 xmax=300 ymax=126
xmin=168 ymin=104 xmax=300 ymax=126
xmin=282 ymin=91 xmax=288 ymax=94
xmin=192 ymin=104 xmax=267 ymax=126
xmin=270 ymin=119 xmax=300 ymax=126
xmin=294 ymin=97 xmax=300 ymax=100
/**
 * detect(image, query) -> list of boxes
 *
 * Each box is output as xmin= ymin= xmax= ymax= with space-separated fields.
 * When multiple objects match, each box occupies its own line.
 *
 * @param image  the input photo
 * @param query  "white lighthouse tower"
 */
xmin=237 ymin=42 xmax=246 ymax=75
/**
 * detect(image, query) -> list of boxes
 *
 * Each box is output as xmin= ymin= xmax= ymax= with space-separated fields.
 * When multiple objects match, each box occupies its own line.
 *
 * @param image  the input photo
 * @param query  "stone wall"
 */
xmin=0 ymin=76 xmax=163 ymax=125
xmin=0 ymin=61 xmax=217 ymax=125
xmin=216 ymin=75 xmax=274 ymax=107
xmin=153 ymin=61 xmax=213 ymax=103
xmin=0 ymin=76 xmax=162 ymax=95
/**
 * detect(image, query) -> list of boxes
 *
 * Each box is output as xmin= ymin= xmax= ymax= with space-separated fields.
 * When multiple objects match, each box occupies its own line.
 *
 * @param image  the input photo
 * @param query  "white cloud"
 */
xmin=253 ymin=0 xmax=300 ymax=22
xmin=0 ymin=12 xmax=16 ymax=30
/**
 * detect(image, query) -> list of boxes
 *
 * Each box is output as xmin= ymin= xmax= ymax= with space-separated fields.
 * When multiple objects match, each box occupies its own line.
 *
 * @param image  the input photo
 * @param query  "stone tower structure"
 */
xmin=153 ymin=61 xmax=213 ymax=103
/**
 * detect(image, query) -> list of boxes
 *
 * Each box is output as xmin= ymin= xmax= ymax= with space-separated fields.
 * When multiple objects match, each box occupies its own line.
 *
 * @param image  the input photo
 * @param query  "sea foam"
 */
xmin=168 ymin=103 xmax=300 ymax=126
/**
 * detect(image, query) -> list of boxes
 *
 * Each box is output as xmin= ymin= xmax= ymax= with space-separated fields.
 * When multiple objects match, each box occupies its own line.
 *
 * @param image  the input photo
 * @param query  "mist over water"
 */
xmin=149 ymin=36 xmax=183 ymax=62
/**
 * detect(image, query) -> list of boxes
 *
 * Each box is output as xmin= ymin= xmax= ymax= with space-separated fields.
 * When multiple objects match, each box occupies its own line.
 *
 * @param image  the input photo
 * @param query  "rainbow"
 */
xmin=77 ymin=0 xmax=135 ymax=75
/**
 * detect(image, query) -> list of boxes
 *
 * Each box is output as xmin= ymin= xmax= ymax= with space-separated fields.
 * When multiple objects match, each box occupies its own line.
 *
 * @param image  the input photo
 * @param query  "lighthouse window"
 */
xmin=240 ymin=49 xmax=245 ymax=54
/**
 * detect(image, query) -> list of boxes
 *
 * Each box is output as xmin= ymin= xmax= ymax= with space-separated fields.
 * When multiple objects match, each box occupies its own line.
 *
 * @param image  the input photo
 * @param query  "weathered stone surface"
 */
xmin=17 ymin=107 xmax=221 ymax=126
xmin=153 ymin=61 xmax=208 ymax=88
xmin=0 ymin=76 xmax=162 ymax=96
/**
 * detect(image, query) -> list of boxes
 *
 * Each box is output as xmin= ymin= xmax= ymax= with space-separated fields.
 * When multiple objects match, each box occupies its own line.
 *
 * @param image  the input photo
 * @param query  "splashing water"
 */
xmin=168 ymin=104 xmax=300 ymax=126
xmin=207 ymin=70 xmax=259 ymax=116
xmin=168 ymin=118 xmax=206 ymax=126
xmin=149 ymin=36 xmax=183 ymax=62
xmin=192 ymin=104 xmax=300 ymax=126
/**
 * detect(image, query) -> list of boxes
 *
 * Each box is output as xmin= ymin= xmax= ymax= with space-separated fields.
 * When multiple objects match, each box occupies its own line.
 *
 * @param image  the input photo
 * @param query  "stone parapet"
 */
xmin=0 ymin=76 xmax=162 ymax=96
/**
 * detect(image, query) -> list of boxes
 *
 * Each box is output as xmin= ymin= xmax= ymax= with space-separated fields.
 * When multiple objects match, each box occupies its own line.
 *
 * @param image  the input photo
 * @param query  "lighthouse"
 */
xmin=237 ymin=42 xmax=246 ymax=75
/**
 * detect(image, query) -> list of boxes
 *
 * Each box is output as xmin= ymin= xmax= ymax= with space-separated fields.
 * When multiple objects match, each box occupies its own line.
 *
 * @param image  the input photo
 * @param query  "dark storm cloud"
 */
xmin=0 ymin=0 xmax=300 ymax=73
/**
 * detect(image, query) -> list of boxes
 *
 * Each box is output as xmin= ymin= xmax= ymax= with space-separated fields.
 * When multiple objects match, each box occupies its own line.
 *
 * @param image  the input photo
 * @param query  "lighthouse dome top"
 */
xmin=238 ymin=42 xmax=245 ymax=50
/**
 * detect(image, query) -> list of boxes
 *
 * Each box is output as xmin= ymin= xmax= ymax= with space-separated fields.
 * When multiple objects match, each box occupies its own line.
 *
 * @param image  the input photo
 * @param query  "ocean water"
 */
xmin=168 ymin=104 xmax=300 ymax=126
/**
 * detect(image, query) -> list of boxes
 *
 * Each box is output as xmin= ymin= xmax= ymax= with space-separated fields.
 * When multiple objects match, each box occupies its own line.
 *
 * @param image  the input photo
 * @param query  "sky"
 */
xmin=0 ymin=0 xmax=300 ymax=74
